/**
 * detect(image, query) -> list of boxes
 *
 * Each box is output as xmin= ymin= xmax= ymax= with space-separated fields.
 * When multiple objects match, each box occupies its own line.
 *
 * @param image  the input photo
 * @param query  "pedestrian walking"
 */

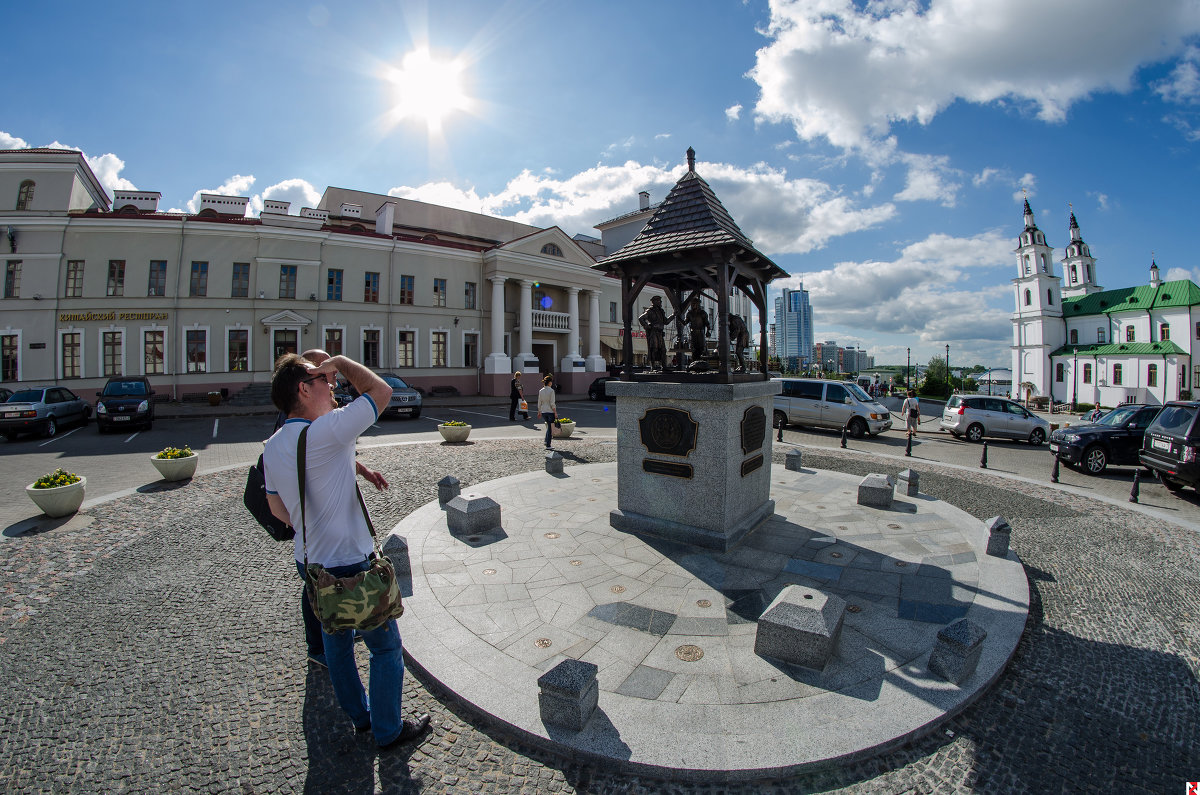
xmin=537 ymin=374 xmax=557 ymax=449
xmin=263 ymin=352 xmax=429 ymax=749
xmin=509 ymin=372 xmax=529 ymax=421
xmin=901 ymin=389 xmax=921 ymax=438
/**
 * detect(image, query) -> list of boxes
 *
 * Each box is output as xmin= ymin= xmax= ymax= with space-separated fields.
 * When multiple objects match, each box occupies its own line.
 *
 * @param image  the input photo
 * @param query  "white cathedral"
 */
xmin=1011 ymin=199 xmax=1200 ymax=407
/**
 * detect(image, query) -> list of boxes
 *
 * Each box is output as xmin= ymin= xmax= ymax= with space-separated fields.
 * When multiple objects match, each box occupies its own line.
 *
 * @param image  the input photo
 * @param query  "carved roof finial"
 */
xmin=686 ymin=147 xmax=695 ymax=173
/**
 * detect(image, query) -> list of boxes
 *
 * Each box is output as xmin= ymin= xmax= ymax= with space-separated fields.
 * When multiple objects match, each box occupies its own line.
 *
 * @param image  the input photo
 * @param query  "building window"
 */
xmin=227 ymin=329 xmax=248 ymax=372
xmin=144 ymin=330 xmax=165 ymax=375
xmin=1083 ymin=363 xmax=1092 ymax=384
xmin=541 ymin=243 xmax=563 ymax=256
xmin=148 ymin=261 xmax=167 ymax=296
xmin=463 ymin=332 xmax=478 ymax=368
xmin=432 ymin=331 xmax=448 ymax=367
xmin=1023 ymin=289 xmax=1031 ymax=306
xmin=434 ymin=278 xmax=446 ymax=307
xmin=190 ymin=262 xmax=208 ymax=297
xmin=364 ymin=272 xmax=379 ymax=303
xmin=1160 ymin=322 xmax=1170 ymax=341
xmin=398 ymin=331 xmax=414 ymax=367
xmin=464 ymin=281 xmax=477 ymax=310
xmin=1113 ymin=363 xmax=1123 ymax=385
xmin=66 ymin=260 xmax=84 ymax=297
xmin=609 ymin=301 xmax=617 ymax=323
xmin=105 ymin=260 xmax=125 ymax=297
xmin=327 ymin=268 xmax=343 ymax=301
xmin=231 ymin=262 xmax=249 ymax=298
xmin=103 ymin=331 xmax=123 ymax=376
xmin=61 ymin=332 xmax=81 ymax=378
xmin=279 ymin=265 xmax=297 ymax=300
xmin=1046 ymin=289 xmax=1053 ymax=305
xmin=324 ymin=328 xmax=343 ymax=356
xmin=186 ymin=330 xmax=207 ymax=373
xmin=1069 ymin=329 xmax=1078 ymax=345
xmin=399 ymin=274 xmax=414 ymax=305
xmin=1125 ymin=325 xmax=1135 ymax=342
xmin=1 ymin=334 xmax=18 ymax=380
xmin=363 ymin=329 xmax=379 ymax=368
xmin=16 ymin=180 xmax=34 ymax=210
xmin=1148 ymin=363 xmax=1158 ymax=387
xmin=1097 ymin=327 xmax=1105 ymax=344
xmin=4 ymin=260 xmax=21 ymax=298
xmin=1055 ymin=363 xmax=1064 ymax=382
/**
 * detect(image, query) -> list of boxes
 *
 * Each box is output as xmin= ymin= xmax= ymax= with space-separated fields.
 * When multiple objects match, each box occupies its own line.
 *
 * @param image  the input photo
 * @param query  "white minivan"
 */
xmin=772 ymin=378 xmax=892 ymax=437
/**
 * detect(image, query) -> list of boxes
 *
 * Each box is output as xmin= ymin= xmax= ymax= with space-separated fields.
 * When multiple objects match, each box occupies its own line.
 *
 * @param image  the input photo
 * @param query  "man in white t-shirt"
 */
xmin=264 ymin=352 xmax=430 ymax=749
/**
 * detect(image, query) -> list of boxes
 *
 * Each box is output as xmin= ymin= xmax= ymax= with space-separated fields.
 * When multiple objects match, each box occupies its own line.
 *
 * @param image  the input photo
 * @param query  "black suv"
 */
xmin=96 ymin=376 xmax=156 ymax=432
xmin=1048 ymin=404 xmax=1160 ymax=475
xmin=587 ymin=377 xmax=618 ymax=401
xmin=1139 ymin=401 xmax=1200 ymax=492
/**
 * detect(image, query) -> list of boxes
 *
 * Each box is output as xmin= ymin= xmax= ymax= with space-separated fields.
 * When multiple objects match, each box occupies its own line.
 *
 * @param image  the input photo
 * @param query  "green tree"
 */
xmin=922 ymin=355 xmax=948 ymax=396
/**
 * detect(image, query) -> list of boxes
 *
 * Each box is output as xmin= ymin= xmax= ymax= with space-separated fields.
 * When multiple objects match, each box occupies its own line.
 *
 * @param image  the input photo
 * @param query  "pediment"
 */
xmin=261 ymin=310 xmax=311 ymax=326
xmin=497 ymin=227 xmax=594 ymax=266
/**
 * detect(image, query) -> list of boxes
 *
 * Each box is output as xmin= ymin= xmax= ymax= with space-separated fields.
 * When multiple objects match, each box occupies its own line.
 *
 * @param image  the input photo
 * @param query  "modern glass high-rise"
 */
xmin=773 ymin=286 xmax=813 ymax=367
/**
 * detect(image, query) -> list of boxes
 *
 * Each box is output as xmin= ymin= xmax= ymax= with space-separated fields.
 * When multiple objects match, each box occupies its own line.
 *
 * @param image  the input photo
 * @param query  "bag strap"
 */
xmin=297 ymin=424 xmax=377 ymax=571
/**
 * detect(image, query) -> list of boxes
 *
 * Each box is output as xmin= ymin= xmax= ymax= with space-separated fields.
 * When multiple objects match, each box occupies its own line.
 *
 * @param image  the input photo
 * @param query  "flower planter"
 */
xmin=26 ymin=477 xmax=87 ymax=518
xmin=207 ymin=393 xmax=222 ymax=406
xmin=150 ymin=453 xmax=199 ymax=481
xmin=552 ymin=421 xmax=577 ymax=439
xmin=438 ymin=424 xmax=471 ymax=443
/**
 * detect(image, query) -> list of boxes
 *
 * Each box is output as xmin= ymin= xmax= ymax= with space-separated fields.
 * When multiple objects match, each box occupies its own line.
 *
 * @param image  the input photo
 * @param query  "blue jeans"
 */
xmin=299 ymin=558 xmax=405 ymax=746
xmin=542 ymin=412 xmax=555 ymax=447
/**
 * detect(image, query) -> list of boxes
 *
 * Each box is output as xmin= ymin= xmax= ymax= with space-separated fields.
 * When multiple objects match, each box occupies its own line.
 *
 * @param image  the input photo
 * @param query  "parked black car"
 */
xmin=0 ymin=387 xmax=12 ymax=403
xmin=588 ymin=377 xmax=619 ymax=401
xmin=1048 ymin=403 xmax=1160 ymax=475
xmin=1139 ymin=400 xmax=1200 ymax=491
xmin=95 ymin=376 xmax=156 ymax=432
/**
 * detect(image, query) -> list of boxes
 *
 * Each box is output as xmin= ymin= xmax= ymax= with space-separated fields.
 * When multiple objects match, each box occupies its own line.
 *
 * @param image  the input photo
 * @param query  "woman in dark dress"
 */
xmin=509 ymin=372 xmax=529 ymax=421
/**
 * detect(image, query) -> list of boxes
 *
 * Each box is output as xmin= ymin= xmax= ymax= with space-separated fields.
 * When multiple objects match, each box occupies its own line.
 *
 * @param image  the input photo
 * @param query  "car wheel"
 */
xmin=848 ymin=417 xmax=868 ymax=439
xmin=410 ymin=409 xmax=421 ymax=419
xmin=965 ymin=423 xmax=984 ymax=443
xmin=44 ymin=417 xmax=57 ymax=438
xmin=588 ymin=390 xmax=599 ymax=401
xmin=1029 ymin=428 xmax=1045 ymax=446
xmin=1082 ymin=444 xmax=1108 ymax=475
xmin=4 ymin=431 xmax=17 ymax=442
xmin=773 ymin=410 xmax=788 ymax=430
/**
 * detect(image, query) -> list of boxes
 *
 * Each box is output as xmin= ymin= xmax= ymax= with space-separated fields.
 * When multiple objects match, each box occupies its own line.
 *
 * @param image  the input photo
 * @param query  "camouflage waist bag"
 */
xmin=305 ymin=554 xmax=403 ymax=633
xmin=296 ymin=426 xmax=403 ymax=634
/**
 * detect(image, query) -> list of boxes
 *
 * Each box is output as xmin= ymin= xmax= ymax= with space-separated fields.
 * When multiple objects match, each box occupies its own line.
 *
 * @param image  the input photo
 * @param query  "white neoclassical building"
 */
xmin=1011 ymin=199 xmax=1200 ymax=407
xmin=0 ymin=148 xmax=696 ymax=399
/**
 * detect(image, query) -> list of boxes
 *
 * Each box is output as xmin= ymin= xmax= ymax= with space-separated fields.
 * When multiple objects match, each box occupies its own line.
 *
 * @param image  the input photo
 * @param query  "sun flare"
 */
xmin=384 ymin=48 xmax=472 ymax=131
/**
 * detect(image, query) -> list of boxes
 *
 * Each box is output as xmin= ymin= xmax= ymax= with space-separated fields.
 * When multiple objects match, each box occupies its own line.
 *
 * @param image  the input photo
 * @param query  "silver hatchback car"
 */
xmin=940 ymin=395 xmax=1050 ymax=445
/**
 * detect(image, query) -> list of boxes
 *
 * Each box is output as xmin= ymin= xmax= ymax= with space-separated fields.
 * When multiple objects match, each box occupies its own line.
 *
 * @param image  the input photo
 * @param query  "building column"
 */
xmin=483 ymin=275 xmax=511 ymax=375
xmin=560 ymin=287 xmax=584 ymax=373
xmin=586 ymin=289 xmax=605 ymax=372
xmin=518 ymin=279 xmax=535 ymax=371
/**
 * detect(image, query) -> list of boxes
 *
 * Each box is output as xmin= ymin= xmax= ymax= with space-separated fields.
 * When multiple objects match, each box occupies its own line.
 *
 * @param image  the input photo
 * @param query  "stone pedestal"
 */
xmin=545 ymin=451 xmax=563 ymax=474
xmin=785 ymin=448 xmax=803 ymax=472
xmin=896 ymin=468 xmax=919 ymax=497
xmin=538 ymin=659 xmax=599 ymax=731
xmin=437 ymin=476 xmax=461 ymax=505
xmin=606 ymin=380 xmax=780 ymax=552
xmin=754 ymin=585 xmax=846 ymax=670
xmin=857 ymin=474 xmax=894 ymax=509
xmin=928 ymin=619 xmax=987 ymax=684
xmin=446 ymin=494 xmax=501 ymax=536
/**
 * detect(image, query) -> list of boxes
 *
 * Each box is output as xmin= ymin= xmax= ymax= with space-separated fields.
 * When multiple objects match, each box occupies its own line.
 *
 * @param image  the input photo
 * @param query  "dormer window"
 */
xmin=15 ymin=180 xmax=34 ymax=210
xmin=541 ymin=243 xmax=563 ymax=257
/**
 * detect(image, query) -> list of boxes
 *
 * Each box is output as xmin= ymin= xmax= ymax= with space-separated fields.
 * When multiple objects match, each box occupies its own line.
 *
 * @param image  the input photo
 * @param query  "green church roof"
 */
xmin=1049 ymin=340 xmax=1186 ymax=358
xmin=1062 ymin=279 xmax=1200 ymax=317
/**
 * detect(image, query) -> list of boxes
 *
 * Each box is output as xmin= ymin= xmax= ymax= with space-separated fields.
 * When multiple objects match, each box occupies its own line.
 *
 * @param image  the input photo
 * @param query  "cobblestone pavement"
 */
xmin=0 ymin=439 xmax=1197 ymax=793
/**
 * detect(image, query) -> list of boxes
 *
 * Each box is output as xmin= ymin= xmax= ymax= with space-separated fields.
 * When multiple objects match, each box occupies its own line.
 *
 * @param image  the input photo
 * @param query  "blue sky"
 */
xmin=6 ymin=0 xmax=1200 ymax=368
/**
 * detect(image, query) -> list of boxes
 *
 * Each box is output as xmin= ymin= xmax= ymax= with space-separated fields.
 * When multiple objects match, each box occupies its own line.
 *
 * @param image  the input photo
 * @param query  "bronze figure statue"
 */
xmin=728 ymin=313 xmax=750 ymax=372
xmin=683 ymin=297 xmax=711 ymax=362
xmin=638 ymin=296 xmax=675 ymax=371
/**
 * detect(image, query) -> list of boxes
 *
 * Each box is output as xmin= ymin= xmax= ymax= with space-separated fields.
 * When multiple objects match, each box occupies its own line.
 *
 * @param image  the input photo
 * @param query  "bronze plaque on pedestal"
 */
xmin=643 ymin=459 xmax=694 ymax=479
xmin=638 ymin=407 xmax=698 ymax=457
xmin=740 ymin=453 xmax=764 ymax=477
xmin=741 ymin=406 xmax=766 ymax=454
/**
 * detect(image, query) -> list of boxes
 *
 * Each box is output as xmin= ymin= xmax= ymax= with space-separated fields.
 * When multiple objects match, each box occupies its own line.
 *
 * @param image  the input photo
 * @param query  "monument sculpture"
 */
xmin=637 ymin=295 xmax=674 ymax=372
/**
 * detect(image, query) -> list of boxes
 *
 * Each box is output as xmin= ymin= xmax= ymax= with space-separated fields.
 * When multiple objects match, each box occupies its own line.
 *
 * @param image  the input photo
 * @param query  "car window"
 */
xmin=382 ymin=376 xmax=408 ymax=389
xmin=1131 ymin=408 xmax=1159 ymax=429
xmin=980 ymin=399 xmax=1004 ymax=412
xmin=824 ymin=384 xmax=848 ymax=403
xmin=1098 ymin=406 xmax=1136 ymax=427
xmin=1149 ymin=405 xmax=1197 ymax=435
xmin=785 ymin=381 xmax=824 ymax=400
xmin=946 ymin=395 xmax=962 ymax=409
xmin=10 ymin=389 xmax=43 ymax=403
xmin=1004 ymin=402 xmax=1027 ymax=416
xmin=844 ymin=383 xmax=871 ymax=402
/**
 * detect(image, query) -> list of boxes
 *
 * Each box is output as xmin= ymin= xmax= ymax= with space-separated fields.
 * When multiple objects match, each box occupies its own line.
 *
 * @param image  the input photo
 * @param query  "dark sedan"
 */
xmin=1048 ymin=403 xmax=1160 ymax=475
xmin=96 ymin=376 xmax=156 ymax=432
xmin=588 ymin=377 xmax=619 ymax=401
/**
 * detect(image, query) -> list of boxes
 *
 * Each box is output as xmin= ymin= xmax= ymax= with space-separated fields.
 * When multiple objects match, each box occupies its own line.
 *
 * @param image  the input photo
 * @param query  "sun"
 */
xmin=383 ymin=48 xmax=472 ymax=132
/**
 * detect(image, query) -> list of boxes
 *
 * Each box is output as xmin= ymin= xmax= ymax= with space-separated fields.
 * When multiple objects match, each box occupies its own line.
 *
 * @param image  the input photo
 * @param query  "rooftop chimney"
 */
xmin=375 ymin=201 xmax=396 ymax=236
xmin=639 ymin=191 xmax=650 ymax=211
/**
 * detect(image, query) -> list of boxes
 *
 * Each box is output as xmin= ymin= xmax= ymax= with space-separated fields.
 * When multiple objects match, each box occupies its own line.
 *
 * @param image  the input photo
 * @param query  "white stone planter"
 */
xmin=438 ymin=424 xmax=471 ymax=443
xmin=552 ymin=421 xmax=577 ymax=439
xmin=26 ymin=477 xmax=87 ymax=518
xmin=150 ymin=453 xmax=199 ymax=481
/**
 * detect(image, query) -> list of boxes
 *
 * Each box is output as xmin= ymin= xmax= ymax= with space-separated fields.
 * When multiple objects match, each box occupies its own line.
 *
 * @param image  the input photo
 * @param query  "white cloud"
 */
xmin=0 ymin=131 xmax=29 ymax=150
xmin=654 ymin=133 xmax=672 ymax=140
xmin=85 ymin=153 xmax=137 ymax=193
xmin=1166 ymin=266 xmax=1198 ymax=282
xmin=602 ymin=137 xmax=636 ymax=158
xmin=893 ymin=153 xmax=960 ymax=207
xmin=972 ymin=167 xmax=1001 ymax=187
xmin=726 ymin=104 xmax=743 ymax=121
xmin=1155 ymin=45 xmax=1200 ymax=103
xmin=1013 ymin=172 xmax=1037 ymax=203
xmin=1090 ymin=191 xmax=1111 ymax=212
xmin=750 ymin=0 xmax=1200 ymax=151
xmin=186 ymin=175 xmax=256 ymax=215
xmin=389 ymin=181 xmax=488 ymax=213
xmin=254 ymin=178 xmax=321 ymax=215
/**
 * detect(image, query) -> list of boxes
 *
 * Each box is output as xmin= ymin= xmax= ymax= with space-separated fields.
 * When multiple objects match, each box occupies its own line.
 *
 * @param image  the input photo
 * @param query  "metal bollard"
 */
xmin=905 ymin=433 xmax=912 ymax=457
xmin=1051 ymin=455 xmax=1060 ymax=483
xmin=840 ymin=427 xmax=847 ymax=448
xmin=979 ymin=440 xmax=988 ymax=469
xmin=1129 ymin=471 xmax=1140 ymax=503
xmin=777 ymin=419 xmax=783 ymax=442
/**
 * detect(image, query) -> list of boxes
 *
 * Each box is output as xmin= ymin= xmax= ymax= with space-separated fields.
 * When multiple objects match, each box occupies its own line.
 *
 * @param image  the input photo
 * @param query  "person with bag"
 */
xmin=538 ymin=374 xmax=557 ymax=449
xmin=901 ymin=389 xmax=921 ymax=438
xmin=509 ymin=371 xmax=529 ymax=422
xmin=263 ymin=352 xmax=430 ymax=749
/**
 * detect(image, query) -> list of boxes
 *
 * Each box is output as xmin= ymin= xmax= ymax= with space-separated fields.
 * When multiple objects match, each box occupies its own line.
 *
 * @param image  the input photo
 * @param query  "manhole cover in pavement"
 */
xmin=830 ymin=552 xmax=843 ymax=558
xmin=569 ymin=560 xmax=582 ymax=566
xmin=611 ymin=585 xmax=626 ymax=593
xmin=696 ymin=599 xmax=712 ymax=608
xmin=895 ymin=561 xmax=908 ymax=567
xmin=675 ymin=645 xmax=704 ymax=662
xmin=544 ymin=532 xmax=560 ymax=539
xmin=483 ymin=569 xmax=496 ymax=576
xmin=888 ymin=523 xmax=902 ymax=529
xmin=535 ymin=638 xmax=552 ymax=648
xmin=847 ymin=605 xmax=862 ymax=613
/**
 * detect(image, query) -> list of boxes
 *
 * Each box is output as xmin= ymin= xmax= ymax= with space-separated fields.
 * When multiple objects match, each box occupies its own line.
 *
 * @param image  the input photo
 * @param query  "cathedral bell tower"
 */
xmin=1011 ymin=199 xmax=1065 ymax=401
xmin=1060 ymin=210 xmax=1100 ymax=298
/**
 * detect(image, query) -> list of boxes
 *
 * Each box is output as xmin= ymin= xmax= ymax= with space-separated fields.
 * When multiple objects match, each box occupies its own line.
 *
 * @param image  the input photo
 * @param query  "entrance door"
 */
xmin=273 ymin=329 xmax=297 ymax=361
xmin=532 ymin=342 xmax=556 ymax=377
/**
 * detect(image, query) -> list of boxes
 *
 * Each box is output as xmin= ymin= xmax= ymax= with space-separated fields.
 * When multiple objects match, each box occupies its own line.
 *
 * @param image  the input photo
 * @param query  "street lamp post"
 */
xmin=945 ymin=344 xmax=951 ymax=398
xmin=1072 ymin=348 xmax=1078 ymax=412
xmin=906 ymin=347 xmax=911 ymax=391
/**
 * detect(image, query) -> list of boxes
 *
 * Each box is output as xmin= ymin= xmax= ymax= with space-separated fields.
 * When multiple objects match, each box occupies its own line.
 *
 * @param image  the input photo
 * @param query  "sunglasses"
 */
xmin=299 ymin=374 xmax=332 ymax=387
